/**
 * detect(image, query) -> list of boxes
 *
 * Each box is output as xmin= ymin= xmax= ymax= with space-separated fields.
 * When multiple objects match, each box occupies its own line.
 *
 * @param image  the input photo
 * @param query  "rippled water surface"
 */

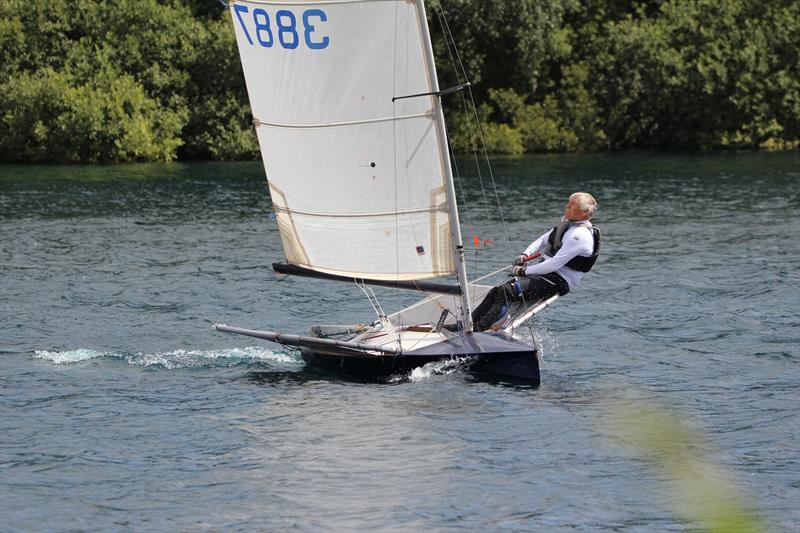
xmin=1 ymin=154 xmax=798 ymax=531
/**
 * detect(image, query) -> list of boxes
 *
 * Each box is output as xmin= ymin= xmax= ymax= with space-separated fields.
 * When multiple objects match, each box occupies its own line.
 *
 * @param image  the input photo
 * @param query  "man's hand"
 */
xmin=512 ymin=265 xmax=527 ymax=277
xmin=512 ymin=254 xmax=527 ymax=266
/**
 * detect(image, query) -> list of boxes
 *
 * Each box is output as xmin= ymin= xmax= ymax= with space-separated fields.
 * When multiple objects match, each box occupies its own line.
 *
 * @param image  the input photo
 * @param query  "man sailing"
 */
xmin=471 ymin=192 xmax=601 ymax=331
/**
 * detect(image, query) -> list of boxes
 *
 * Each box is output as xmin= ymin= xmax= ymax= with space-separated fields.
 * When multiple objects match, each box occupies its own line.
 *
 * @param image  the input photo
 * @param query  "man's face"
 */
xmin=564 ymin=197 xmax=588 ymax=221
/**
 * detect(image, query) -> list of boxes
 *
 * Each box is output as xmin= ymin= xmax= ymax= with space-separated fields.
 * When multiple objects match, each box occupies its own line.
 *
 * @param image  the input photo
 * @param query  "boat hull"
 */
xmin=300 ymin=332 xmax=540 ymax=383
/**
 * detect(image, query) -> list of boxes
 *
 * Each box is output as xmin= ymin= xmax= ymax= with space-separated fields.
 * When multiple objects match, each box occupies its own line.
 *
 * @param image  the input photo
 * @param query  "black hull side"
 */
xmin=300 ymin=332 xmax=540 ymax=383
xmin=468 ymin=349 xmax=540 ymax=383
xmin=299 ymin=348 xmax=445 ymax=378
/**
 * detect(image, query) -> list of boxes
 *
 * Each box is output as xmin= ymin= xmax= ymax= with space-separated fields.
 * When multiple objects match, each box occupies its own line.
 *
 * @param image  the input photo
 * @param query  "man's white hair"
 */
xmin=570 ymin=192 xmax=597 ymax=218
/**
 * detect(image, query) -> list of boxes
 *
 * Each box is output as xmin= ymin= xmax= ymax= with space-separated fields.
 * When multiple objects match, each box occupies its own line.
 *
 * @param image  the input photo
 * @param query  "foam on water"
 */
xmin=33 ymin=346 xmax=301 ymax=369
xmin=527 ymin=316 xmax=559 ymax=359
xmin=408 ymin=357 xmax=471 ymax=382
xmin=33 ymin=348 xmax=102 ymax=365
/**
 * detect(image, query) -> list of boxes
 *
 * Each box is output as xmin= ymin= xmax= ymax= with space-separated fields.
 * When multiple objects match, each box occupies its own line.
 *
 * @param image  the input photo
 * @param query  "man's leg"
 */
xmin=471 ymin=286 xmax=500 ymax=330
xmin=519 ymin=273 xmax=569 ymax=303
xmin=471 ymin=281 xmax=519 ymax=331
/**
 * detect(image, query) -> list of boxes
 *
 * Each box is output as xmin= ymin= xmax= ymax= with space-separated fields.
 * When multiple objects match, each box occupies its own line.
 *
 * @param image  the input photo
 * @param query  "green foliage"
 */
xmin=433 ymin=0 xmax=799 ymax=152
xmin=0 ymin=0 xmax=255 ymax=163
xmin=480 ymin=123 xmax=525 ymax=155
xmin=1 ymin=0 xmax=797 ymax=162
xmin=179 ymin=17 xmax=259 ymax=160
xmin=430 ymin=0 xmax=577 ymax=100
xmin=448 ymin=74 xmax=605 ymax=154
xmin=0 ymin=68 xmax=184 ymax=163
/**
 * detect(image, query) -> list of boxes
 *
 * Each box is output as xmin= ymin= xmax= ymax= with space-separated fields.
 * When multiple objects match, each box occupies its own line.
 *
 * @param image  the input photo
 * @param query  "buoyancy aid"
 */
xmin=543 ymin=220 xmax=601 ymax=273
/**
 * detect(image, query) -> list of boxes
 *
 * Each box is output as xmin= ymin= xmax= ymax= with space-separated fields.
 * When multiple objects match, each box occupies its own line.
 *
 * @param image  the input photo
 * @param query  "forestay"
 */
xmin=230 ymin=0 xmax=455 ymax=281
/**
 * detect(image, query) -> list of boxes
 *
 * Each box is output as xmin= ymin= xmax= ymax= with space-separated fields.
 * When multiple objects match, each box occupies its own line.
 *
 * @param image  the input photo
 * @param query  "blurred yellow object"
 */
xmin=604 ymin=398 xmax=765 ymax=533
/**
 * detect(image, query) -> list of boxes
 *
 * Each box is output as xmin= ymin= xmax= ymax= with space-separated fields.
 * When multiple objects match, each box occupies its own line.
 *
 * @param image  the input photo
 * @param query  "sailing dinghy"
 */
xmin=215 ymin=0 xmax=559 ymax=382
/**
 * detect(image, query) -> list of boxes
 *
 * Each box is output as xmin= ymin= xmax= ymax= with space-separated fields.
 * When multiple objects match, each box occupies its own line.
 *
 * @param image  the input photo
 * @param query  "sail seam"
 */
xmin=254 ymin=111 xmax=432 ymax=129
xmin=273 ymin=205 xmax=447 ymax=218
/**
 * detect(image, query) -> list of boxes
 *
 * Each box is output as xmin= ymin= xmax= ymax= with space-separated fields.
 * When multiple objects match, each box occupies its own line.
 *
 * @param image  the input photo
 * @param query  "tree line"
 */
xmin=1 ymin=0 xmax=797 ymax=163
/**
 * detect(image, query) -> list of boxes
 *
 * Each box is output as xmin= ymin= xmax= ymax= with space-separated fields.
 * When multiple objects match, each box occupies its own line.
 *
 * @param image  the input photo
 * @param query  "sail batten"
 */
xmin=254 ymin=111 xmax=432 ymax=129
xmin=273 ymin=205 xmax=447 ymax=218
xmin=231 ymin=0 xmax=455 ymax=280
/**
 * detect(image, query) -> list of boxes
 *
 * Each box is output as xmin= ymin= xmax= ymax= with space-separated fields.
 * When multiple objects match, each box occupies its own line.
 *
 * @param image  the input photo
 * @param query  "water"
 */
xmin=1 ymin=153 xmax=798 ymax=531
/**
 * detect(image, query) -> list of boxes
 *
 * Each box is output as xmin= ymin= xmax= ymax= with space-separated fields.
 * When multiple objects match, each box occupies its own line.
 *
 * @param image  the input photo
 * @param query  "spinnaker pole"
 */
xmin=414 ymin=0 xmax=474 ymax=333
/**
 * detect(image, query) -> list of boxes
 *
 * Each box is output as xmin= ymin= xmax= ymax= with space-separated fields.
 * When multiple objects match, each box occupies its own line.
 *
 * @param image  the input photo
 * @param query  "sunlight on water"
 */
xmin=33 ymin=346 xmax=301 ymax=368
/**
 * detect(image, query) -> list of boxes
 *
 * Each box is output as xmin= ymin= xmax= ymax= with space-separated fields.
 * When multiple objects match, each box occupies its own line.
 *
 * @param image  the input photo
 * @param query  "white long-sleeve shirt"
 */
xmin=522 ymin=221 xmax=595 ymax=289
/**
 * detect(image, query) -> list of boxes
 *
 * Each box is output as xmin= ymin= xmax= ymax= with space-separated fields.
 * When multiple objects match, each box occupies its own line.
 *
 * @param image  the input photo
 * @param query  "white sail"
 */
xmin=230 ymin=0 xmax=455 ymax=281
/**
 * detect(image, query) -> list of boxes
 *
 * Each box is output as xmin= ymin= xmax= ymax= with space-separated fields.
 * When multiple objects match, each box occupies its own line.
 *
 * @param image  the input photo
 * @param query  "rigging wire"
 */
xmin=366 ymin=1 xmax=520 ymax=338
xmin=434 ymin=1 xmax=510 ymax=242
xmin=423 ymin=10 xmax=471 ymax=226
xmin=432 ymin=4 xmax=483 ymax=285
xmin=447 ymin=129 xmax=472 ymax=228
xmin=446 ymin=130 xmax=482 ymax=281
xmin=357 ymin=282 xmax=388 ymax=322
xmin=464 ymin=83 xmax=510 ymax=241
xmin=432 ymin=6 xmax=491 ymax=221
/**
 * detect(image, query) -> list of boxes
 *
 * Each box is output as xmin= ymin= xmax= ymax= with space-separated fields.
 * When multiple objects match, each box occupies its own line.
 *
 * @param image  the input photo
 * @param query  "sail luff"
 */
xmin=413 ymin=0 xmax=474 ymax=332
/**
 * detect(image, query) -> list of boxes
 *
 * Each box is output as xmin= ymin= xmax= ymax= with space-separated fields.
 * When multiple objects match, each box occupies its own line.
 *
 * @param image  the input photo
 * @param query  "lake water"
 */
xmin=1 ymin=153 xmax=798 ymax=531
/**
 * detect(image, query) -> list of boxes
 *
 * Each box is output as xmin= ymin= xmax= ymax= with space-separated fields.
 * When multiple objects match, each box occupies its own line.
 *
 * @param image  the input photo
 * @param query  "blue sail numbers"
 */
xmin=233 ymin=4 xmax=329 ymax=50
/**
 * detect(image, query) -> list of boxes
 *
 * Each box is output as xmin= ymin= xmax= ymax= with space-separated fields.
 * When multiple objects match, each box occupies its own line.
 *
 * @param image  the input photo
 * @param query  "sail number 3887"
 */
xmin=233 ymin=5 xmax=329 ymax=50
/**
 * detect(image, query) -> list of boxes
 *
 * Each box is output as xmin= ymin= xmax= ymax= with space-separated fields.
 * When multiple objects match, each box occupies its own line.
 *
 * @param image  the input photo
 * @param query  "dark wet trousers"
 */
xmin=471 ymin=272 xmax=570 ymax=331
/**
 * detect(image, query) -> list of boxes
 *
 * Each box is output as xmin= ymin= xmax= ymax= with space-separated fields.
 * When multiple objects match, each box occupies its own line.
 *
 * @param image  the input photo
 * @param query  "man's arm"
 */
xmin=522 ymin=229 xmax=553 ymax=257
xmin=522 ymin=227 xmax=593 ymax=275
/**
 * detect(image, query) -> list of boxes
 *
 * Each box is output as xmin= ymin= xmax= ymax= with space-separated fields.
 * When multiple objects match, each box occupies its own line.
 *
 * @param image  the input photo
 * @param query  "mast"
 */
xmin=414 ymin=0 xmax=474 ymax=333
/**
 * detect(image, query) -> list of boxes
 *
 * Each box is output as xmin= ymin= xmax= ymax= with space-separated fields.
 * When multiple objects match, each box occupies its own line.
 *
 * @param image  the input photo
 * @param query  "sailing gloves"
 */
xmin=511 ymin=254 xmax=528 ymax=276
